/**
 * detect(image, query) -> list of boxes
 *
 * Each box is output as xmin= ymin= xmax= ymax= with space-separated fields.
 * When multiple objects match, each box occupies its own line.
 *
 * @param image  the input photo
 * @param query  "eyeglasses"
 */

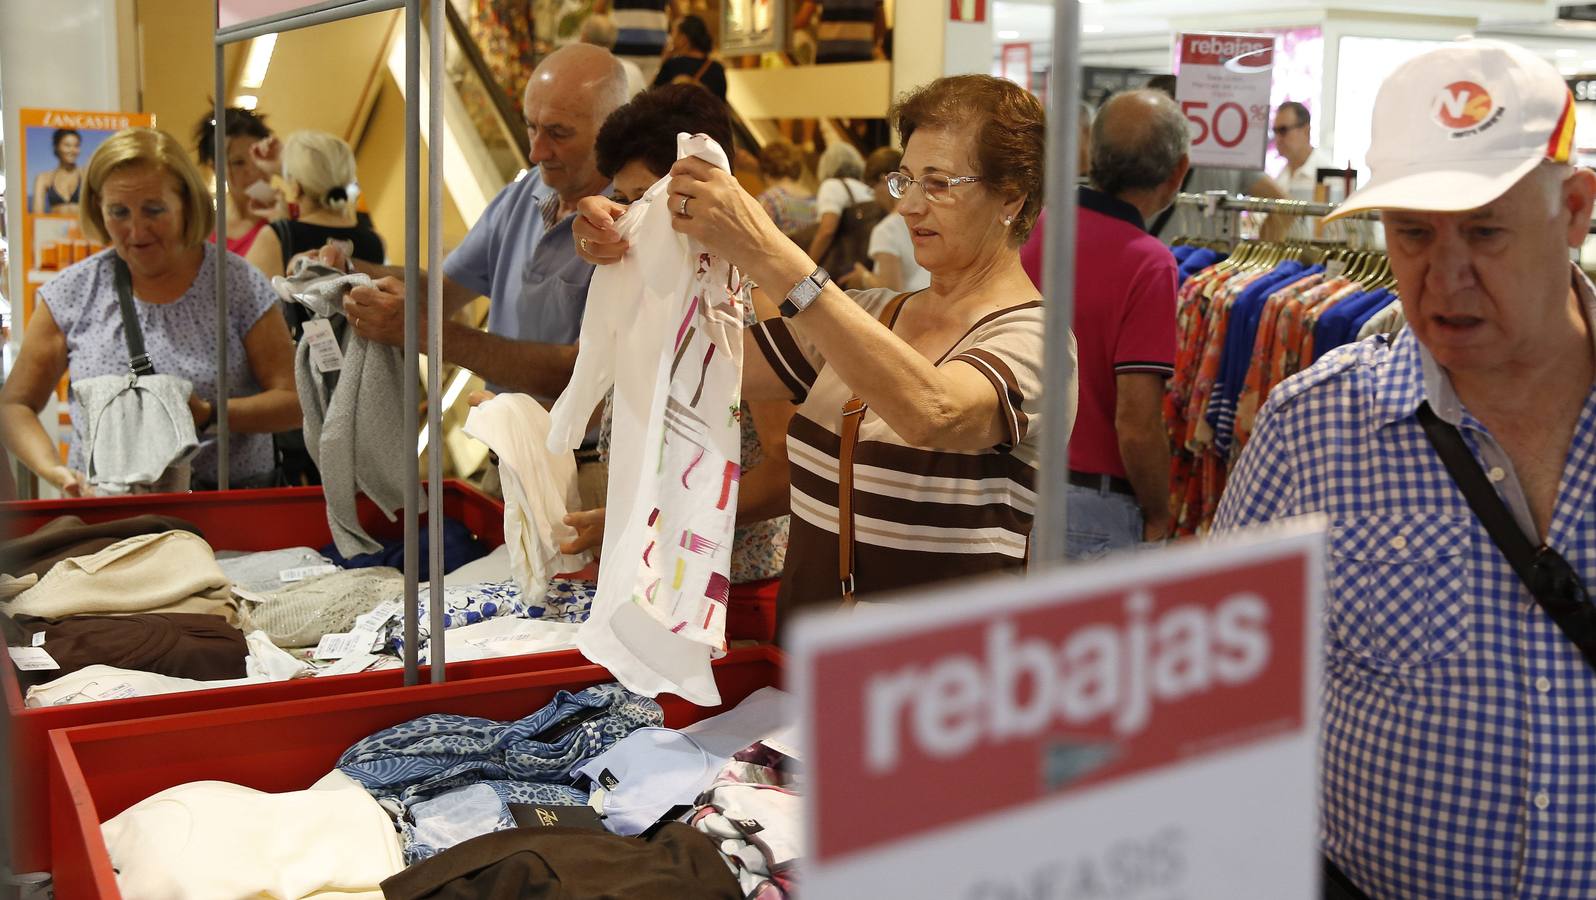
xmin=1272 ymin=123 xmax=1306 ymax=136
xmin=885 ymin=171 xmax=982 ymax=202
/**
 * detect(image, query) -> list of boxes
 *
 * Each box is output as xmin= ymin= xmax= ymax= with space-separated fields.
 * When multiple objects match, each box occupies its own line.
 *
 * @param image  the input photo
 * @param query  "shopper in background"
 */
xmin=804 ymin=140 xmax=881 ymax=275
xmin=1145 ymin=73 xmax=1287 ymax=241
xmin=0 ymin=128 xmax=298 ymax=494
xmin=755 ymin=141 xmax=818 ymax=239
xmin=840 ymin=146 xmax=930 ymax=293
xmin=1215 ymin=40 xmax=1596 ymax=900
xmin=579 ymin=13 xmax=648 ymax=97
xmin=608 ymin=0 xmax=671 ymax=84
xmin=1270 ymin=100 xmax=1334 ymax=202
xmin=795 ymin=0 xmax=882 ymax=64
xmin=32 ymin=129 xmax=84 ymax=215
xmin=574 ymin=73 xmax=1067 ymax=629
xmin=246 ymin=130 xmax=384 ymax=281
xmin=1050 ymin=89 xmax=1185 ymax=556
xmin=193 ymin=107 xmax=277 ymax=256
xmin=651 ymin=14 xmax=726 ymax=101
xmin=329 ymin=44 xmax=629 ymax=508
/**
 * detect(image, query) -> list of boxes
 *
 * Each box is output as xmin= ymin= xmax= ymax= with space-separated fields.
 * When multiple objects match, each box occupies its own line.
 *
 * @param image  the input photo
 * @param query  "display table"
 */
xmin=46 ymin=646 xmax=783 ymax=899
xmin=2 ymin=481 xmax=593 ymax=874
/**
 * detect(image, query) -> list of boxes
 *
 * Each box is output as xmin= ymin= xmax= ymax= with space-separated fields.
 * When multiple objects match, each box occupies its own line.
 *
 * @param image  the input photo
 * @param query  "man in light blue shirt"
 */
xmin=341 ymin=44 xmax=630 ymax=403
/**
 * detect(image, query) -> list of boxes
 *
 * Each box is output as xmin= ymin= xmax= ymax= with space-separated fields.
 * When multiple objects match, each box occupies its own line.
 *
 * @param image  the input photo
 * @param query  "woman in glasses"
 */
xmin=574 ymin=74 xmax=1072 ymax=632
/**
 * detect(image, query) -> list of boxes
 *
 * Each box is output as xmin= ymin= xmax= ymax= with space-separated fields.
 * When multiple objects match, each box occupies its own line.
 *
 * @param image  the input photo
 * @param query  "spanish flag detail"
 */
xmin=1548 ymin=89 xmax=1577 ymax=163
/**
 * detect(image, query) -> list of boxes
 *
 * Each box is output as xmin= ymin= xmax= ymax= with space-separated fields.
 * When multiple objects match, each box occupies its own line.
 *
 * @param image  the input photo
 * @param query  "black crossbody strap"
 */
xmin=112 ymin=256 xmax=154 ymax=376
xmin=1416 ymin=401 xmax=1596 ymax=673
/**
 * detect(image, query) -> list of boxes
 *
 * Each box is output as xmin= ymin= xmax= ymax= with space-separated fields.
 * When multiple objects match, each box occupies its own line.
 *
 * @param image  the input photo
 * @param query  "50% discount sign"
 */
xmin=1176 ymin=32 xmax=1277 ymax=169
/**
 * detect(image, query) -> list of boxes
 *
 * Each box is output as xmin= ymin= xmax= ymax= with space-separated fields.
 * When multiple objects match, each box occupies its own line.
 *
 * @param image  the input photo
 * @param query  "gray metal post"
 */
xmin=402 ymin=0 xmax=422 ymax=686
xmin=213 ymin=16 xmax=230 ymax=490
xmin=426 ymin=0 xmax=446 ymax=682
xmin=1031 ymin=0 xmax=1081 ymax=568
xmin=216 ymin=0 xmax=403 ymax=42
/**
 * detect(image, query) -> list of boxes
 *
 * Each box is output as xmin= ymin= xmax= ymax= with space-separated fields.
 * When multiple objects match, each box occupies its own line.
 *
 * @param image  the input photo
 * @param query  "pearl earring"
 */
xmin=1002 ymin=215 xmax=1014 ymax=226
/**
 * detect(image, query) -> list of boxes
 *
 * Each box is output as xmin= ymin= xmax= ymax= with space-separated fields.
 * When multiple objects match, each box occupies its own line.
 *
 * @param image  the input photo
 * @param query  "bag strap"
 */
xmin=838 ymin=290 xmax=915 ymax=604
xmin=692 ymin=56 xmax=714 ymax=82
xmin=111 ymin=256 xmax=155 ymax=376
xmin=1415 ymin=401 xmax=1596 ymax=673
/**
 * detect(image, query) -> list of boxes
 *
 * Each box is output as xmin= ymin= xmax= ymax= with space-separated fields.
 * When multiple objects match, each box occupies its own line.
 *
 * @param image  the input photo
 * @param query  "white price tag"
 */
xmin=9 ymin=647 xmax=60 ymax=671
xmin=1176 ymin=33 xmax=1276 ymax=170
xmin=280 ymin=564 xmax=338 ymax=584
xmin=302 ymin=318 xmax=344 ymax=373
xmin=90 ymin=682 xmax=138 ymax=701
xmin=353 ymin=600 xmax=401 ymax=634
xmin=315 ymin=651 xmax=382 ymax=677
xmin=313 ymin=629 xmax=379 ymax=660
xmin=30 ymin=632 xmax=47 ymax=647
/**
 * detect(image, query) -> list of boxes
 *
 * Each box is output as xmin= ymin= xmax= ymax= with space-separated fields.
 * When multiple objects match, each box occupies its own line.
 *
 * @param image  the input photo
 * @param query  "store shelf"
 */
xmin=46 ymin=646 xmax=784 ymax=899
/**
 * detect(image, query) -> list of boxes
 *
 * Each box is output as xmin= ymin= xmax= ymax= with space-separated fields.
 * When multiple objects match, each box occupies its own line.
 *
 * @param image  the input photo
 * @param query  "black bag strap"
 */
xmin=1416 ymin=401 xmax=1596 ymax=673
xmin=111 ymin=256 xmax=154 ymax=376
xmin=1150 ymin=168 xmax=1194 ymax=238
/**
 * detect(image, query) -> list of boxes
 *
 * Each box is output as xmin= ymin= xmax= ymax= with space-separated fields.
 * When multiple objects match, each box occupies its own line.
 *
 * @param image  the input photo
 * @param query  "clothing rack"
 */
xmin=1173 ymin=191 xmax=1383 ymax=222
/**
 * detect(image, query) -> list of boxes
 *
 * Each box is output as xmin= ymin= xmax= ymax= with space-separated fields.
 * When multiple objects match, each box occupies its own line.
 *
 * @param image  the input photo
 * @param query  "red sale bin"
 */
xmin=2 ymin=482 xmax=595 ymax=876
xmin=46 ymin=647 xmax=784 ymax=899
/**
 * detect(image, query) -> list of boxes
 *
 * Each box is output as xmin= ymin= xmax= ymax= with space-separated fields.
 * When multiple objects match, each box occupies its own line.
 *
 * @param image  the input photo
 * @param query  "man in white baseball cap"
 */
xmin=1215 ymin=39 xmax=1596 ymax=900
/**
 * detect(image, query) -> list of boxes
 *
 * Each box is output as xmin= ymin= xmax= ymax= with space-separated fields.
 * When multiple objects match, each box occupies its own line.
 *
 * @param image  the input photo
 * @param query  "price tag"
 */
xmin=1176 ymin=33 xmax=1276 ymax=170
xmin=315 ymin=651 xmax=382 ymax=677
xmin=30 ymin=632 xmax=47 ymax=647
xmin=353 ymin=600 xmax=401 ymax=634
xmin=302 ymin=318 xmax=344 ymax=374
xmin=90 ymin=682 xmax=138 ymax=701
xmin=313 ymin=629 xmax=380 ymax=660
xmin=280 ymin=564 xmax=338 ymax=584
xmin=9 ymin=647 xmax=60 ymax=671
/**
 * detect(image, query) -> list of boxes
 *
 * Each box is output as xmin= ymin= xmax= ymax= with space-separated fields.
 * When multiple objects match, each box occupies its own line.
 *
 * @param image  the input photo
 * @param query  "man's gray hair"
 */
xmin=593 ymin=55 xmax=632 ymax=122
xmin=1089 ymin=89 xmax=1190 ymax=197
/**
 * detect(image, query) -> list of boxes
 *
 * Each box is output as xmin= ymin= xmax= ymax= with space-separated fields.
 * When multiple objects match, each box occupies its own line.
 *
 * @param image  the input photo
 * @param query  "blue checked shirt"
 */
xmin=1214 ymin=266 xmax=1596 ymax=900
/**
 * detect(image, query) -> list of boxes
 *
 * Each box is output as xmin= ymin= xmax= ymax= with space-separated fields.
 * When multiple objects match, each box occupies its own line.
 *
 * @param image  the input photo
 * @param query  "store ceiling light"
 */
xmin=239 ymin=34 xmax=276 ymax=90
xmin=1084 ymin=24 xmax=1105 ymax=33
xmin=998 ymin=30 xmax=1020 ymax=39
xmin=1558 ymin=48 xmax=1579 ymax=57
xmin=233 ymin=94 xmax=259 ymax=110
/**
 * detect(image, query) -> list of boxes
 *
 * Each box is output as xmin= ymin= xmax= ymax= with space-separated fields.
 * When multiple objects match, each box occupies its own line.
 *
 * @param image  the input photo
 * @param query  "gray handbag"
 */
xmin=68 ymin=257 xmax=199 ymax=494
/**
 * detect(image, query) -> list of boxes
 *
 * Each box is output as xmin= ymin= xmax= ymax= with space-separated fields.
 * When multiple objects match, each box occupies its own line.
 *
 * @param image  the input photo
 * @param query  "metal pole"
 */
xmin=213 ymin=13 xmax=230 ymax=491
xmin=1031 ymin=1 xmax=1081 ymax=568
xmin=215 ymin=0 xmax=404 ymax=44
xmin=402 ymin=0 xmax=422 ymax=686
xmin=426 ymin=0 xmax=446 ymax=683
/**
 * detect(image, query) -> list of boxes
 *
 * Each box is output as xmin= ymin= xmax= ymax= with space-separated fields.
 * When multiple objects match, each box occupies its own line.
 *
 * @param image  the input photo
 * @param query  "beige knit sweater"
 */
xmin=6 ymin=531 xmax=236 ymax=624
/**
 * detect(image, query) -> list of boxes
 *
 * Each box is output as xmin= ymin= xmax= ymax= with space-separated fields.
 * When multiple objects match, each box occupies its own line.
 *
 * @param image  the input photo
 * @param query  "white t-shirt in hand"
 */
xmin=815 ymin=177 xmax=873 ymax=217
xmin=867 ymin=212 xmax=931 ymax=292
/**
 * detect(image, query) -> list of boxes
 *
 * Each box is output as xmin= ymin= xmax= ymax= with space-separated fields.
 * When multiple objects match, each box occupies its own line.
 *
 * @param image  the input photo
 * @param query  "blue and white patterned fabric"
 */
xmin=383 ymin=578 xmax=597 ymax=653
xmin=1215 ymin=277 xmax=1596 ymax=900
xmin=337 ymin=683 xmax=662 ymax=812
xmin=405 ymin=783 xmax=520 ymax=864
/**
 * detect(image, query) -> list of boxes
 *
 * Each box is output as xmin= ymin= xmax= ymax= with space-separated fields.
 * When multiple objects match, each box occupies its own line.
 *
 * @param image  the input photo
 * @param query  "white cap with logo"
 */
xmin=1326 ymin=38 xmax=1577 ymax=222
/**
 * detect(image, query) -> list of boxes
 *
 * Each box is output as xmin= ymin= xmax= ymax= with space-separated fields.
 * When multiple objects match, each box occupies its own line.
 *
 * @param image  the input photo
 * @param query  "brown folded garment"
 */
xmin=16 ymin=613 xmax=248 ymax=682
xmin=2 ymin=514 xmax=205 ymax=578
xmin=380 ymin=824 xmax=743 ymax=900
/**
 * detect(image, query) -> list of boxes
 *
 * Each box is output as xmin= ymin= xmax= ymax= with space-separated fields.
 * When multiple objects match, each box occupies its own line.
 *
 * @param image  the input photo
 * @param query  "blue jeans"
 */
xmin=1064 ymin=482 xmax=1143 ymax=561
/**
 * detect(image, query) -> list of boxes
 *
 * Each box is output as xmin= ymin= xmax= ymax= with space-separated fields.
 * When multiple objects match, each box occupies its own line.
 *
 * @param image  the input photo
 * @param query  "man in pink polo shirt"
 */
xmin=1024 ymin=89 xmax=1188 ymax=557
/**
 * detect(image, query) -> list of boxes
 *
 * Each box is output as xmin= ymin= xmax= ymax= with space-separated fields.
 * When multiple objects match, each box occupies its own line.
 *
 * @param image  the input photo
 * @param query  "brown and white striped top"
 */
xmin=752 ymin=288 xmax=1072 ymax=629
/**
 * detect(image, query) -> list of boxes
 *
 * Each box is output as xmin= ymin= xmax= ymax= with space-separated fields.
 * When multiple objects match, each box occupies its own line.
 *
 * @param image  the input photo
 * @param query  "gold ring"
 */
xmin=678 ymin=195 xmax=689 ymax=217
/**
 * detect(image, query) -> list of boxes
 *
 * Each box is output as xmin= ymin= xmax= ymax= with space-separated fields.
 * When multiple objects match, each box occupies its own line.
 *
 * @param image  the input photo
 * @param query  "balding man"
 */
xmin=341 ymin=44 xmax=630 ymax=404
xmin=1216 ymin=40 xmax=1596 ymax=898
xmin=1026 ymin=89 xmax=1189 ymax=557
